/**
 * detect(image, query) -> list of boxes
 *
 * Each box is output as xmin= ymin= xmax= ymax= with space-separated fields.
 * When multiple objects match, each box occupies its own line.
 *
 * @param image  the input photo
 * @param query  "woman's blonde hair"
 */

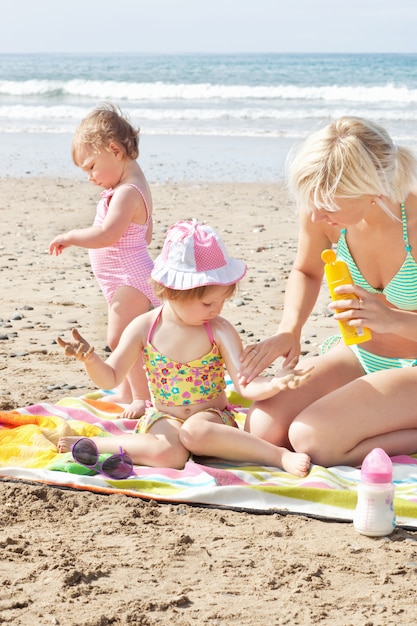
xmin=72 ymin=103 xmax=139 ymax=165
xmin=151 ymin=281 xmax=237 ymax=303
xmin=286 ymin=116 xmax=417 ymax=217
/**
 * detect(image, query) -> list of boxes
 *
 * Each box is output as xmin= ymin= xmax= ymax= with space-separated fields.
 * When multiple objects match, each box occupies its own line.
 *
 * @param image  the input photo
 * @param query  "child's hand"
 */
xmin=271 ymin=364 xmax=314 ymax=391
xmin=49 ymin=233 xmax=70 ymax=256
xmin=57 ymin=328 xmax=95 ymax=362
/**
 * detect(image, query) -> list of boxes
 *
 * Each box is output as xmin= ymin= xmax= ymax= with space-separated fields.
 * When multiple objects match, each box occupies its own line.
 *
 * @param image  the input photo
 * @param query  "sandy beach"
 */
xmin=1 ymin=177 xmax=417 ymax=625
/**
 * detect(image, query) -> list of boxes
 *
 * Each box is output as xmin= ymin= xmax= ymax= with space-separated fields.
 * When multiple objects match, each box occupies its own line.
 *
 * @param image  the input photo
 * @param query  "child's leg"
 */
xmin=179 ymin=410 xmax=310 ymax=477
xmin=58 ymin=418 xmax=189 ymax=469
xmin=105 ymin=286 xmax=151 ymax=417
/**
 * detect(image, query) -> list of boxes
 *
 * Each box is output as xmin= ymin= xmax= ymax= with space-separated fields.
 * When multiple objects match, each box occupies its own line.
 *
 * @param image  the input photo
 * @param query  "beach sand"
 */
xmin=1 ymin=178 xmax=417 ymax=625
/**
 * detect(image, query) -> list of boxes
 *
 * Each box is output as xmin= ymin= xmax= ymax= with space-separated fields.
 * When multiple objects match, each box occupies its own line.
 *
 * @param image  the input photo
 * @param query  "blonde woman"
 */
xmin=240 ymin=116 xmax=417 ymax=467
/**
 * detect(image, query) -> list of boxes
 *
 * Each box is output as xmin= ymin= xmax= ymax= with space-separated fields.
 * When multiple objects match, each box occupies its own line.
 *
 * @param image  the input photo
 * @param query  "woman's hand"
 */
xmin=57 ymin=328 xmax=95 ymax=362
xmin=332 ymin=285 xmax=397 ymax=334
xmin=238 ymin=332 xmax=300 ymax=385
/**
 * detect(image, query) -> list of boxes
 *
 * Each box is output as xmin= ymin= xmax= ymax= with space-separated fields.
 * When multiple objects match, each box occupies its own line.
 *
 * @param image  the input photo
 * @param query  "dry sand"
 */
xmin=1 ymin=178 xmax=417 ymax=625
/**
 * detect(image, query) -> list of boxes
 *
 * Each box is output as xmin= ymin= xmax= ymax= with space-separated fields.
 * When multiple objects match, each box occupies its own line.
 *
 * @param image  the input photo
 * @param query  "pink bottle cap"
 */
xmin=361 ymin=447 xmax=393 ymax=483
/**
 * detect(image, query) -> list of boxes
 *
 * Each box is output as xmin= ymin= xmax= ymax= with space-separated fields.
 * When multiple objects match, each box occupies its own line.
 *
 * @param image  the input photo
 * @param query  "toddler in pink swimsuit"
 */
xmin=49 ymin=104 xmax=159 ymax=418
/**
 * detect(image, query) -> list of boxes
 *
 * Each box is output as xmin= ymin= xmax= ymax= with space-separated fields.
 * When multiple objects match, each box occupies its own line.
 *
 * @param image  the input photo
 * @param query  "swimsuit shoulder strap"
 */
xmin=120 ymin=183 xmax=151 ymax=223
xmin=400 ymin=202 xmax=412 ymax=252
xmin=204 ymin=321 xmax=215 ymax=344
xmin=147 ymin=307 xmax=163 ymax=344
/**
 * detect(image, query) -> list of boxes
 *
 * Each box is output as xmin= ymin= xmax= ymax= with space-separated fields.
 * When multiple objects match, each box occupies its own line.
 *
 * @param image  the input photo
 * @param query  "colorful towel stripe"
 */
xmin=1 ymin=395 xmax=417 ymax=528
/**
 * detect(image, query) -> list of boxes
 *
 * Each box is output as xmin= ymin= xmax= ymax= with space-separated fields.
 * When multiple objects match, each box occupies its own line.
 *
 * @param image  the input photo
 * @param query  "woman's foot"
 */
xmin=281 ymin=450 xmax=311 ymax=477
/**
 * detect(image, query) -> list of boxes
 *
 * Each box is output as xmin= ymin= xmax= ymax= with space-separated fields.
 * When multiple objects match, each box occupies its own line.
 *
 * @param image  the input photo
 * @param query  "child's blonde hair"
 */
xmin=152 ymin=281 xmax=237 ymax=303
xmin=72 ymin=103 xmax=139 ymax=165
xmin=286 ymin=116 xmax=417 ymax=218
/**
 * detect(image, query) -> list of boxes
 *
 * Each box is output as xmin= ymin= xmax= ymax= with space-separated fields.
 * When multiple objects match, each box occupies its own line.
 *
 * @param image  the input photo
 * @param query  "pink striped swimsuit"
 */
xmin=89 ymin=184 xmax=160 ymax=307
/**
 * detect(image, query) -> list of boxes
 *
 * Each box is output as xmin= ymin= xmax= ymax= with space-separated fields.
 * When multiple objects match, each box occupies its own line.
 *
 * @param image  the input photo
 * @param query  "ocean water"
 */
xmin=1 ymin=52 xmax=417 ymax=181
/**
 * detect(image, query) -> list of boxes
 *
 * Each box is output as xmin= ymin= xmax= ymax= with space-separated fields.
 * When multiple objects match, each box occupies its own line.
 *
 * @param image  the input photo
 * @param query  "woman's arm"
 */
xmin=239 ymin=213 xmax=331 ymax=382
xmin=213 ymin=317 xmax=312 ymax=402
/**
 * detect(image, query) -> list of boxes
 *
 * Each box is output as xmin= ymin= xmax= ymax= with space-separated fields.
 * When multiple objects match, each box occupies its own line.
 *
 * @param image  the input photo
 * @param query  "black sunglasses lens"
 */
xmin=72 ymin=439 xmax=98 ymax=466
xmin=102 ymin=453 xmax=133 ymax=479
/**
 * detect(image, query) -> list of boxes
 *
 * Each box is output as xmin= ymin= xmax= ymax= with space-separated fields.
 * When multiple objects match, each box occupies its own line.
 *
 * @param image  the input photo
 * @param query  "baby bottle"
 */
xmin=353 ymin=447 xmax=396 ymax=537
xmin=321 ymin=249 xmax=372 ymax=345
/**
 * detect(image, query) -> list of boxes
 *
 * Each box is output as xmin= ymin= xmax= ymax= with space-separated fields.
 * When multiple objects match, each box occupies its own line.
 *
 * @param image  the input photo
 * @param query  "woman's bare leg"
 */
xmin=245 ymin=344 xmax=363 ymax=447
xmin=289 ymin=365 xmax=417 ymax=467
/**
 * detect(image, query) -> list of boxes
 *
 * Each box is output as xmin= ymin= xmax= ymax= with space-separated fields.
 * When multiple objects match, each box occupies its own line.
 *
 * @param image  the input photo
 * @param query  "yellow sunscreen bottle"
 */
xmin=321 ymin=249 xmax=372 ymax=345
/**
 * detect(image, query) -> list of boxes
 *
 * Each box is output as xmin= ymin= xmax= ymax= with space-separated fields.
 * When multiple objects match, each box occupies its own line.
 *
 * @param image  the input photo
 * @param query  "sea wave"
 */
xmin=1 ymin=103 xmax=417 ymax=128
xmin=1 ymin=79 xmax=417 ymax=104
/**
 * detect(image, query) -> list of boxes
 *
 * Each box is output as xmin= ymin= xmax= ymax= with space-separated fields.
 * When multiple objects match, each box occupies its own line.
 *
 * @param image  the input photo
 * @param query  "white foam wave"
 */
xmin=1 ymin=79 xmax=417 ymax=104
xmin=2 ymin=104 xmax=417 ymax=123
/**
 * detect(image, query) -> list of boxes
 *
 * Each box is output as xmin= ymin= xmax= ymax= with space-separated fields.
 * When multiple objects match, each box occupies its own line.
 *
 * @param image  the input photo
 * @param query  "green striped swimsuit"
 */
xmin=334 ymin=202 xmax=417 ymax=374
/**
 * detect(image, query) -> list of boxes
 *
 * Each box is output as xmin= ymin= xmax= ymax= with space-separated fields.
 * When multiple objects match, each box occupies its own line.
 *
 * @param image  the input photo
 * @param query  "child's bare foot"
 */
xmin=97 ymin=392 xmax=146 ymax=419
xmin=58 ymin=436 xmax=82 ymax=453
xmin=280 ymin=449 xmax=311 ymax=477
xmin=119 ymin=399 xmax=147 ymax=419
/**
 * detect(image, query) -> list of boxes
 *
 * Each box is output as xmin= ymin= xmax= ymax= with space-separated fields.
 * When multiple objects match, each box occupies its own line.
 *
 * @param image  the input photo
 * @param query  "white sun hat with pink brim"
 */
xmin=151 ymin=219 xmax=247 ymax=290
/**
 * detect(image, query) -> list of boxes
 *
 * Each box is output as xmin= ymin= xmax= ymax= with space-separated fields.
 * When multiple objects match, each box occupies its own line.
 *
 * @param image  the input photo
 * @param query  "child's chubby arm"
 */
xmin=212 ymin=317 xmax=313 ymax=401
xmin=57 ymin=311 xmax=153 ymax=389
xmin=49 ymin=186 xmax=139 ymax=255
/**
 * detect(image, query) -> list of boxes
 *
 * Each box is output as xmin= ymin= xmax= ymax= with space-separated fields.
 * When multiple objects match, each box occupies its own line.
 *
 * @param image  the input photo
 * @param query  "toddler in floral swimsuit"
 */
xmin=57 ymin=220 xmax=311 ymax=477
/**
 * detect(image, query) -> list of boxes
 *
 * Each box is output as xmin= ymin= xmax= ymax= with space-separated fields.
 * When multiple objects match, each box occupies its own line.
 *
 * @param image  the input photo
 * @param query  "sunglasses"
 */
xmin=71 ymin=438 xmax=134 ymax=480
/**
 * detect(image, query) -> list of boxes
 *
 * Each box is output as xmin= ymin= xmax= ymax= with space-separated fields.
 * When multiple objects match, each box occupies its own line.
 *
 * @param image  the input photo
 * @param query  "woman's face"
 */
xmin=310 ymin=196 xmax=373 ymax=227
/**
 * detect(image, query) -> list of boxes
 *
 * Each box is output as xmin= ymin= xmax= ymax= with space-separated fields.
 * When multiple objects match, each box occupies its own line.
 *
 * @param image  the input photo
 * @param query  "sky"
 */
xmin=1 ymin=0 xmax=417 ymax=54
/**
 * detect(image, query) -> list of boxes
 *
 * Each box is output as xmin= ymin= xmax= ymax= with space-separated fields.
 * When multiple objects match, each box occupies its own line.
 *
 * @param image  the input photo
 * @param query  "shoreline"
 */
xmin=0 ymin=132 xmax=295 ymax=182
